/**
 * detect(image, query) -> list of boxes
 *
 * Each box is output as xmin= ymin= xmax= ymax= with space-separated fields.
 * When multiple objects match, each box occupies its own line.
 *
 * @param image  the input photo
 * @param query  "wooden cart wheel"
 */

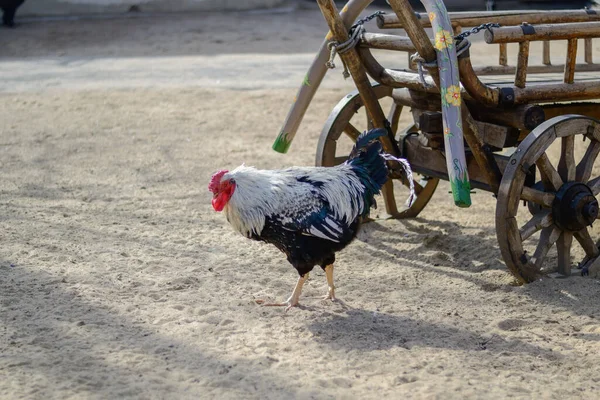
xmin=496 ymin=115 xmax=600 ymax=283
xmin=316 ymin=84 xmax=439 ymax=218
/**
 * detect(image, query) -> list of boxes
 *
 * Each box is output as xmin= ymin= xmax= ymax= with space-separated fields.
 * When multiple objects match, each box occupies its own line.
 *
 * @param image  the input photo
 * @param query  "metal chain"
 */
xmin=412 ymin=22 xmax=500 ymax=87
xmin=326 ymin=11 xmax=385 ymax=78
xmin=454 ymin=22 xmax=501 ymax=43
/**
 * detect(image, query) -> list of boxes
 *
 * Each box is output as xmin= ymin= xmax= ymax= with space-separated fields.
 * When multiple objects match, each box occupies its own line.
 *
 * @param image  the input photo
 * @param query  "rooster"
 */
xmin=208 ymin=129 xmax=413 ymax=310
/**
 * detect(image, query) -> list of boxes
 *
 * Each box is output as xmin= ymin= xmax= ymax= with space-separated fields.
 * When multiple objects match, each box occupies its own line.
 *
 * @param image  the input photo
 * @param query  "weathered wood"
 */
xmin=543 ymin=102 xmax=600 ymax=123
xmin=316 ymin=0 xmax=391 ymax=150
xmin=378 ymin=10 xmax=600 ymax=30
xmin=574 ymin=228 xmax=600 ymax=259
xmin=392 ymin=88 xmax=441 ymax=111
xmin=496 ymin=115 xmax=600 ymax=283
xmin=457 ymin=55 xmax=500 ymax=106
xmin=273 ymin=0 xmax=374 ymax=153
xmin=515 ymin=41 xmax=530 ymax=88
xmin=393 ymin=87 xmax=545 ymax=133
xmin=316 ymin=83 xmax=437 ymax=219
xmin=585 ymin=38 xmax=593 ymax=64
xmin=511 ymin=80 xmax=600 ymax=104
xmin=536 ymin=153 xmax=563 ymax=191
xmin=387 ymin=0 xmax=440 ymax=85
xmin=401 ymin=134 xmax=509 ymax=192
xmin=473 ymin=63 xmax=600 ymax=75
xmin=521 ymin=186 xmax=555 ymax=208
xmin=558 ymin=135 xmax=576 ymax=181
xmin=576 ymin=139 xmax=600 ymax=183
xmin=358 ymin=48 xmax=438 ymax=92
xmin=474 ymin=120 xmax=519 ymax=149
xmin=395 ymin=178 xmax=439 ymax=218
xmin=359 ymin=32 xmax=600 ymax=76
xmin=557 ymin=231 xmax=574 ymax=276
xmin=543 ymin=41 xmax=551 ymax=65
xmin=343 ymin=123 xmax=361 ymax=141
xmin=520 ymin=211 xmax=553 ymax=242
xmin=462 ymin=107 xmax=502 ymax=194
xmin=499 ymin=43 xmax=508 ymax=66
xmin=589 ymin=176 xmax=600 ymax=195
xmin=532 ymin=226 xmax=561 ymax=269
xmin=485 ymin=22 xmax=600 ymax=44
xmin=387 ymin=102 xmax=402 ymax=136
xmin=469 ymin=103 xmax=545 ymax=131
xmin=564 ymin=38 xmax=578 ymax=84
xmin=361 ymin=33 xmax=417 ymax=52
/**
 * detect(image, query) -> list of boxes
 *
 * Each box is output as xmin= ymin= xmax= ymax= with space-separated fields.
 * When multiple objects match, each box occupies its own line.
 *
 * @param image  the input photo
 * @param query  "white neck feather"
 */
xmin=222 ymin=164 xmax=366 ymax=238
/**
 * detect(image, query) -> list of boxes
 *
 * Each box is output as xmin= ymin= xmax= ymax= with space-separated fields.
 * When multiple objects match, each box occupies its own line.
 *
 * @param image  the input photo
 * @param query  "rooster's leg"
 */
xmin=257 ymin=273 xmax=308 ymax=311
xmin=323 ymin=264 xmax=336 ymax=301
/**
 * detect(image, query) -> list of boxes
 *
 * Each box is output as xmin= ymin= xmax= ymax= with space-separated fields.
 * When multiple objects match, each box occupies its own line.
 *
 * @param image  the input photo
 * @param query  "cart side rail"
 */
xmin=377 ymin=9 xmax=600 ymax=30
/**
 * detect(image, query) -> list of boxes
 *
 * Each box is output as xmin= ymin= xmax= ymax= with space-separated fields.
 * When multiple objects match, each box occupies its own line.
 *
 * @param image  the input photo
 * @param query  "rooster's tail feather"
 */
xmin=345 ymin=129 xmax=389 ymax=214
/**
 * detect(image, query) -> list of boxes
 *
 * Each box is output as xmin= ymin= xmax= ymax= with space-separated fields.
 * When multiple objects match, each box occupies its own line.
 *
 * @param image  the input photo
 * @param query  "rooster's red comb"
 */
xmin=208 ymin=170 xmax=228 ymax=193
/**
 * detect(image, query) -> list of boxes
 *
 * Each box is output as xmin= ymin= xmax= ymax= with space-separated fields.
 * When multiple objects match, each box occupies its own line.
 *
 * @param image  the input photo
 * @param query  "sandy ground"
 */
xmin=1 ymin=4 xmax=600 ymax=399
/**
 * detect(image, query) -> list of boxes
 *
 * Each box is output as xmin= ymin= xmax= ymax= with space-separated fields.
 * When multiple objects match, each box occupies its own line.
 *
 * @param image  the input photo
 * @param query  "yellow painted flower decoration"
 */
xmin=445 ymin=85 xmax=461 ymax=107
xmin=444 ymin=128 xmax=450 ymax=136
xmin=434 ymin=29 xmax=453 ymax=51
xmin=428 ymin=12 xmax=436 ymax=22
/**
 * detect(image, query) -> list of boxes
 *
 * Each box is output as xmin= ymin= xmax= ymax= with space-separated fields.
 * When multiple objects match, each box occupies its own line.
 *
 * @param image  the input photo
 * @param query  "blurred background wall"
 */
xmin=17 ymin=0 xmax=287 ymax=16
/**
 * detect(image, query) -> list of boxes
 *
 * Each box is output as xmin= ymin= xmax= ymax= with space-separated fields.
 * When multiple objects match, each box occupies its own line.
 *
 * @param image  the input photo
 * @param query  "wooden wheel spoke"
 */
xmin=521 ymin=186 xmax=555 ymax=208
xmin=589 ymin=176 xmax=600 ymax=195
xmin=519 ymin=211 xmax=553 ymax=242
xmin=557 ymin=135 xmax=576 ymax=182
xmin=536 ymin=153 xmax=563 ymax=191
xmin=343 ymin=123 xmax=361 ymax=142
xmin=413 ymin=180 xmax=424 ymax=195
xmin=497 ymin=116 xmax=600 ymax=283
xmin=576 ymin=139 xmax=600 ymax=183
xmin=387 ymin=103 xmax=402 ymax=136
xmin=333 ymin=156 xmax=348 ymax=166
xmin=532 ymin=226 xmax=561 ymax=269
xmin=574 ymin=228 xmax=600 ymax=259
xmin=556 ymin=231 xmax=574 ymax=275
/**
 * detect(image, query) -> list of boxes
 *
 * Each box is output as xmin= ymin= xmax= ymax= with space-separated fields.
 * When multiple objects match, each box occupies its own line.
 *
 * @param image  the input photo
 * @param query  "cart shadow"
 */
xmin=360 ymin=217 xmax=507 ymax=274
xmin=360 ymin=218 xmax=600 ymax=319
xmin=306 ymin=307 xmax=557 ymax=359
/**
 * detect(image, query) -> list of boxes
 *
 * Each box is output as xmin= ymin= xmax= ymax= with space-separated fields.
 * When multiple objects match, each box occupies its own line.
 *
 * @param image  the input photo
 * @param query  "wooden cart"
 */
xmin=272 ymin=0 xmax=600 ymax=284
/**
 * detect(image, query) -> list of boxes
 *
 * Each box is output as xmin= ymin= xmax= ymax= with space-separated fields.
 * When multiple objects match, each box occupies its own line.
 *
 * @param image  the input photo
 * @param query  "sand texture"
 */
xmin=1 ymin=5 xmax=600 ymax=399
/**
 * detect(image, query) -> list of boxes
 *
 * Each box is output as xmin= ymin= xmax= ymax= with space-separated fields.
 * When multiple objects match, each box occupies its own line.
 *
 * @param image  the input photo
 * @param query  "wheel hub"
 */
xmin=552 ymin=182 xmax=599 ymax=232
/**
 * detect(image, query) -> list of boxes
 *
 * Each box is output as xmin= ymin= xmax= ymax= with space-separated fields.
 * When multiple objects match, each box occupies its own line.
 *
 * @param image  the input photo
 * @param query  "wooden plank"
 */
xmin=557 ymin=135 xmax=576 ymax=182
xmin=556 ymin=232 xmax=574 ymax=276
xmin=361 ymin=33 xmax=417 ymax=52
xmin=585 ymin=38 xmax=593 ymax=64
xmin=536 ymin=152 xmax=563 ymax=191
xmin=515 ymin=41 xmax=530 ymax=88
xmin=520 ymin=211 xmax=553 ymax=241
xmin=564 ymin=38 xmax=578 ymax=84
xmin=532 ymin=226 xmax=561 ymax=269
xmin=473 ymin=63 xmax=600 ymax=75
xmin=378 ymin=10 xmax=600 ymax=30
xmin=575 ymin=139 xmax=600 ymax=183
xmin=521 ymin=186 xmax=555 ymax=208
xmin=315 ymin=0 xmax=390 ymax=149
xmin=499 ymin=43 xmax=508 ymax=66
xmin=574 ymin=228 xmax=600 ymax=259
xmin=543 ymin=41 xmax=551 ymax=65
xmin=511 ymin=80 xmax=600 ymax=104
xmin=485 ymin=22 xmax=600 ymax=44
xmin=273 ymin=0 xmax=373 ymax=153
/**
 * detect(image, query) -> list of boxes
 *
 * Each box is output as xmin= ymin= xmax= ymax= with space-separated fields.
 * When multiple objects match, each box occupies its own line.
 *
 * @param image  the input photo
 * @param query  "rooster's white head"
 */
xmin=208 ymin=169 xmax=236 ymax=212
